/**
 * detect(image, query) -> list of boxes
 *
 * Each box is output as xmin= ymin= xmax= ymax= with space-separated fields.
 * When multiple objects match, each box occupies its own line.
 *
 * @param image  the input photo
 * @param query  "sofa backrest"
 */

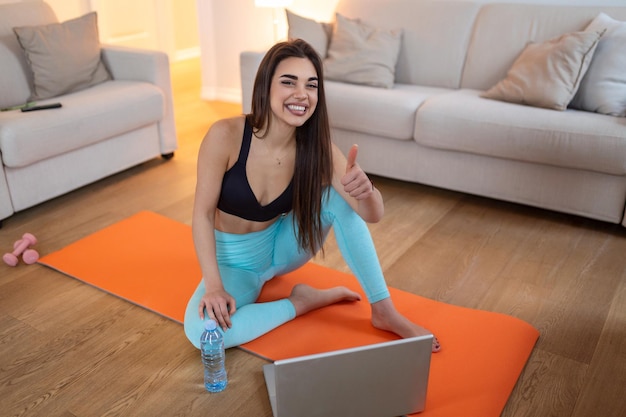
xmin=332 ymin=0 xmax=626 ymax=91
xmin=461 ymin=3 xmax=626 ymax=90
xmin=334 ymin=0 xmax=481 ymax=89
xmin=0 ymin=1 xmax=58 ymax=109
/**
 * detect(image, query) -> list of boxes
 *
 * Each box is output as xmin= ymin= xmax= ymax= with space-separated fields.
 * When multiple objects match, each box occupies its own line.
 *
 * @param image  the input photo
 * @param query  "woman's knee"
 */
xmin=322 ymin=187 xmax=360 ymax=222
xmin=184 ymin=309 xmax=202 ymax=349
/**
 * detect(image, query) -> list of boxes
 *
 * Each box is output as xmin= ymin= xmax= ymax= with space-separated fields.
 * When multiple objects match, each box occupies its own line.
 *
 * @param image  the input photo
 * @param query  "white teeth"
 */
xmin=287 ymin=104 xmax=306 ymax=112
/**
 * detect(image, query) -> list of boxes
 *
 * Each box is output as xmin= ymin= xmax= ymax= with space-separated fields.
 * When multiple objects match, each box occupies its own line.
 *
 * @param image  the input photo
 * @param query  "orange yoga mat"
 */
xmin=39 ymin=210 xmax=539 ymax=417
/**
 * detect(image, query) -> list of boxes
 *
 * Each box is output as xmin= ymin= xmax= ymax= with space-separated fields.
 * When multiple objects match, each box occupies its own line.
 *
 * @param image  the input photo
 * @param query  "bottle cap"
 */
xmin=204 ymin=319 xmax=218 ymax=331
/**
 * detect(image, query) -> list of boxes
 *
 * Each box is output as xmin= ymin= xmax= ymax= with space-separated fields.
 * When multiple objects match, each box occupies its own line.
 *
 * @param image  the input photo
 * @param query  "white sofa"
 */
xmin=0 ymin=1 xmax=177 ymax=223
xmin=240 ymin=0 xmax=626 ymax=226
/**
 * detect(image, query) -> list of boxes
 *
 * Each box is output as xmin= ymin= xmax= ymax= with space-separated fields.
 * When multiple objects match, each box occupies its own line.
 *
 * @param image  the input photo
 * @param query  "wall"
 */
xmin=194 ymin=0 xmax=626 ymax=104
xmin=173 ymin=0 xmax=201 ymax=59
xmin=44 ymin=0 xmax=199 ymax=61
xmin=197 ymin=0 xmax=339 ymax=103
xmin=45 ymin=0 xmax=90 ymax=21
xmin=42 ymin=0 xmax=338 ymax=104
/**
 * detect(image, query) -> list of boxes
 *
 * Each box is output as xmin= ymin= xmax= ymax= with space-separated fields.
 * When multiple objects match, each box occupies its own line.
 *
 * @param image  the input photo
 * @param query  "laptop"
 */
xmin=263 ymin=335 xmax=433 ymax=417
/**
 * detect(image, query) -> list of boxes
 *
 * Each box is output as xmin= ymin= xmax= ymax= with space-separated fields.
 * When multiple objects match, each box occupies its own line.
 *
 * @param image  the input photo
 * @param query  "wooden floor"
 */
xmin=1 ymin=58 xmax=625 ymax=417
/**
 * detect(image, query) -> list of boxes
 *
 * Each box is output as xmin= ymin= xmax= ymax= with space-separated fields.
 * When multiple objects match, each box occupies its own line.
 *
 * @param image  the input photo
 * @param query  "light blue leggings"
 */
xmin=183 ymin=187 xmax=390 ymax=349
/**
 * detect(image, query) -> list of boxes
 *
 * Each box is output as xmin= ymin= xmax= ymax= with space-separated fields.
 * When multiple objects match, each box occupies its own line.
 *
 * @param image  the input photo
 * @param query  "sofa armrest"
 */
xmin=240 ymin=51 xmax=265 ymax=114
xmin=101 ymin=45 xmax=177 ymax=154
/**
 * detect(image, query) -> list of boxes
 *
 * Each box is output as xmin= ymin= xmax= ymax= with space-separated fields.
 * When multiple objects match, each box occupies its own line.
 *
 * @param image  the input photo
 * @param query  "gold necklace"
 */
xmin=259 ymin=138 xmax=290 ymax=166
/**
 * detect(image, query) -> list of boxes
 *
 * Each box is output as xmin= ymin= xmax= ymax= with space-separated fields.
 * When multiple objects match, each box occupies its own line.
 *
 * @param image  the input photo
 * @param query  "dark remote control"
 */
xmin=21 ymin=103 xmax=62 ymax=112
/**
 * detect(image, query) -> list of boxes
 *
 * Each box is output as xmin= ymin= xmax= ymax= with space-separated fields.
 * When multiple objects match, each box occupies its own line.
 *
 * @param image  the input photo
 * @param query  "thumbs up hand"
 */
xmin=341 ymin=144 xmax=374 ymax=201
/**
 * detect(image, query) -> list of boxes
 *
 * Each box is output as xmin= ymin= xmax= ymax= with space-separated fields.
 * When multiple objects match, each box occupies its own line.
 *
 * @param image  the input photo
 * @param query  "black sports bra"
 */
xmin=217 ymin=119 xmax=294 ymax=222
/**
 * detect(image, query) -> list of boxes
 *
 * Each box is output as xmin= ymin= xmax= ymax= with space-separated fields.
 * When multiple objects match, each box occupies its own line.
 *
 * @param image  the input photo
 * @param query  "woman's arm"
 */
xmin=192 ymin=117 xmax=241 ymax=329
xmin=331 ymin=143 xmax=384 ymax=223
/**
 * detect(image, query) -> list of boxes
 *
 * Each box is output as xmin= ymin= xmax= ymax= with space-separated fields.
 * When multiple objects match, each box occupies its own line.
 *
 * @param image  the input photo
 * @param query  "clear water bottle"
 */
xmin=200 ymin=319 xmax=227 ymax=392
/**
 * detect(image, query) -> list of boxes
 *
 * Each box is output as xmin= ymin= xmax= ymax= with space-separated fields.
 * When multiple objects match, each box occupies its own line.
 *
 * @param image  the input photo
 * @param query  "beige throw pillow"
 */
xmin=481 ymin=30 xmax=603 ymax=110
xmin=324 ymin=13 xmax=402 ymax=89
xmin=569 ymin=13 xmax=626 ymax=117
xmin=286 ymin=10 xmax=333 ymax=58
xmin=13 ymin=12 xmax=111 ymax=101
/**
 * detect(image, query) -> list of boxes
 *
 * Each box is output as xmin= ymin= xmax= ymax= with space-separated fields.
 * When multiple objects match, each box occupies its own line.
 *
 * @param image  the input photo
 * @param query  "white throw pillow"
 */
xmin=286 ymin=10 xmax=332 ymax=58
xmin=481 ymin=30 xmax=602 ymax=111
xmin=324 ymin=13 xmax=402 ymax=89
xmin=569 ymin=13 xmax=626 ymax=117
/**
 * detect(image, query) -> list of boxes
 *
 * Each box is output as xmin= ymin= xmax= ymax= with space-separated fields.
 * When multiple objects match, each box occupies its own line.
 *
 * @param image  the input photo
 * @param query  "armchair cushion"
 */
xmin=13 ymin=11 xmax=111 ymax=101
xmin=0 ymin=81 xmax=164 ymax=168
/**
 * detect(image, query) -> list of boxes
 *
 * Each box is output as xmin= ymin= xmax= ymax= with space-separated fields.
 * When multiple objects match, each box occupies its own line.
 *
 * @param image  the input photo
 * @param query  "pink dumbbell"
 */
xmin=3 ymin=233 xmax=39 ymax=266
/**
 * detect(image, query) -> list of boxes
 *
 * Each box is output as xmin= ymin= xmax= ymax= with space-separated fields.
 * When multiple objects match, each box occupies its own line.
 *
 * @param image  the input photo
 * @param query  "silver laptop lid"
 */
xmin=264 ymin=335 xmax=432 ymax=417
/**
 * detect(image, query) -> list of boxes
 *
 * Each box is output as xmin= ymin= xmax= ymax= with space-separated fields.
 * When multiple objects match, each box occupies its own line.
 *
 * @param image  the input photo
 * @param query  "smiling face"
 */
xmin=269 ymin=57 xmax=319 ymax=128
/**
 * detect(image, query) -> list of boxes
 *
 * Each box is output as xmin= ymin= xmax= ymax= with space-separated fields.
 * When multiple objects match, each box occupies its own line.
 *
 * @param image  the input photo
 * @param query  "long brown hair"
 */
xmin=246 ymin=39 xmax=332 ymax=255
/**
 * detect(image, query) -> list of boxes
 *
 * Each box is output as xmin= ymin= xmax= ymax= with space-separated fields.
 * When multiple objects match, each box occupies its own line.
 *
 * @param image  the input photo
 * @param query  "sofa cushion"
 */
xmin=13 ymin=12 xmax=111 ymax=101
xmin=0 ymin=1 xmax=58 ymax=109
xmin=0 ymin=81 xmax=164 ymax=168
xmin=286 ymin=9 xmax=333 ymax=58
xmin=324 ymin=13 xmax=401 ymax=89
xmin=481 ymin=30 xmax=602 ymax=111
xmin=335 ymin=0 xmax=480 ymax=89
xmin=570 ymin=13 xmax=626 ymax=117
xmin=414 ymin=89 xmax=626 ymax=176
xmin=325 ymin=81 xmax=450 ymax=140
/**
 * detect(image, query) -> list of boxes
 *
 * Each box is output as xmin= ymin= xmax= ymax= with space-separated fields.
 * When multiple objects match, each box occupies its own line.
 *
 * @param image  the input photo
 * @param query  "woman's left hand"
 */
xmin=341 ymin=144 xmax=374 ymax=200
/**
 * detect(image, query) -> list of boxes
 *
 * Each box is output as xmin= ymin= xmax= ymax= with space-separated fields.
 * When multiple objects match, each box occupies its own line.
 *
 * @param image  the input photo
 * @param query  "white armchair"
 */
xmin=0 ymin=1 xmax=177 ymax=223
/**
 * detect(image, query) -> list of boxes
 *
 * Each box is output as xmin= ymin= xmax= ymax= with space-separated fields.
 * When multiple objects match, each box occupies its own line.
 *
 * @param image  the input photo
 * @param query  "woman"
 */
xmin=184 ymin=39 xmax=440 ymax=352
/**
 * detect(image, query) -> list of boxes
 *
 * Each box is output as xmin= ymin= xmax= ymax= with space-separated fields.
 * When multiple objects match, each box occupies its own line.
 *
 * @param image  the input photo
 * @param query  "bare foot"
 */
xmin=371 ymin=298 xmax=441 ymax=353
xmin=289 ymin=284 xmax=361 ymax=316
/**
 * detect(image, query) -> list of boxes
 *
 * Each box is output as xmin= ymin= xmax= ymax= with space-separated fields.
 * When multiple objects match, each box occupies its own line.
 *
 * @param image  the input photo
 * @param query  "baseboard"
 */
xmin=173 ymin=47 xmax=201 ymax=62
xmin=200 ymin=85 xmax=242 ymax=104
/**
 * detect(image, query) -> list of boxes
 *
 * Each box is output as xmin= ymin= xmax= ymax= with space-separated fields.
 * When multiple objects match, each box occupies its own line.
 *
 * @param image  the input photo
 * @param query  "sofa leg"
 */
xmin=161 ymin=152 xmax=174 ymax=160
